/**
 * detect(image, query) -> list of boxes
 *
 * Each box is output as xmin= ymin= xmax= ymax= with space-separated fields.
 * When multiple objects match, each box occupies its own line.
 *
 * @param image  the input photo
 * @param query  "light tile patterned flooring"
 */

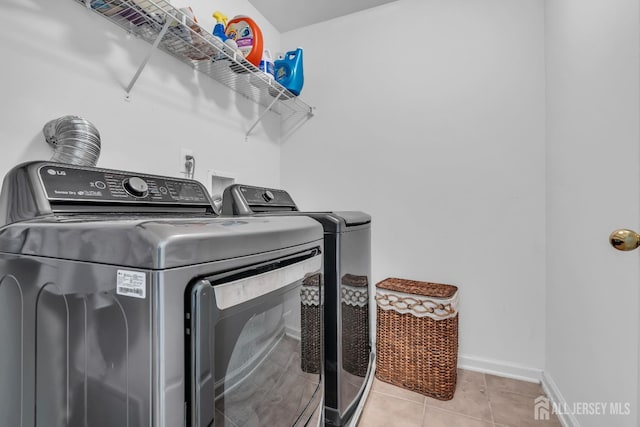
xmin=358 ymin=369 xmax=562 ymax=427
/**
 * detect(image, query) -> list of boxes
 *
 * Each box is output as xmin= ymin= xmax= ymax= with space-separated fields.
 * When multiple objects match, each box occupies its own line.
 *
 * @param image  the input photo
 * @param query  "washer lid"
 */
xmin=0 ymin=215 xmax=323 ymax=269
xmin=332 ymin=211 xmax=371 ymax=227
xmin=301 ymin=211 xmax=371 ymax=233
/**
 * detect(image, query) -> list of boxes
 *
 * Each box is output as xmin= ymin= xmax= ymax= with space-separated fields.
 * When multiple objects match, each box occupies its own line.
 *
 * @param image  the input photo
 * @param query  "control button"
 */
xmin=159 ymin=187 xmax=168 ymax=194
xmin=123 ymin=177 xmax=149 ymax=198
xmin=94 ymin=181 xmax=106 ymax=190
xmin=263 ymin=190 xmax=275 ymax=202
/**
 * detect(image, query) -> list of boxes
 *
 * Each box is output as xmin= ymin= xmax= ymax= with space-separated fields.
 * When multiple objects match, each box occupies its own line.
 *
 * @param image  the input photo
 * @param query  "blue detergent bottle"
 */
xmin=274 ymin=48 xmax=304 ymax=96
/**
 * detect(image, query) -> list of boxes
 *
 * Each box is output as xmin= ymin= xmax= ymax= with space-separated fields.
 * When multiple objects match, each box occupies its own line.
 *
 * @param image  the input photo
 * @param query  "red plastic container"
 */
xmin=225 ymin=15 xmax=263 ymax=66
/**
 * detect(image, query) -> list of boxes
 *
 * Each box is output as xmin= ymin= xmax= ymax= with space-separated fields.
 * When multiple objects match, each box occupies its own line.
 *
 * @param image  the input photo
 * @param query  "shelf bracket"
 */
xmin=245 ymin=87 xmax=286 ymax=140
xmin=125 ymin=19 xmax=172 ymax=99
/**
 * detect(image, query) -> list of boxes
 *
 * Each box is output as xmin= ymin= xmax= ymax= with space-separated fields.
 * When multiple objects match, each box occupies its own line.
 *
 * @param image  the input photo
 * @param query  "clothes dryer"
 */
xmin=0 ymin=162 xmax=324 ymax=427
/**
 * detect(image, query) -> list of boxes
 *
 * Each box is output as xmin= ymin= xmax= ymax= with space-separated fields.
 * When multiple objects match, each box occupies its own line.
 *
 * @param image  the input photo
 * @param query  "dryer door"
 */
xmin=186 ymin=248 xmax=323 ymax=427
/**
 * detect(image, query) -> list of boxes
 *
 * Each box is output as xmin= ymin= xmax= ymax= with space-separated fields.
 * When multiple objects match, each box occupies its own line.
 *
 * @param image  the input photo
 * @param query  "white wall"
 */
xmin=0 ymin=0 xmax=283 ymax=191
xmin=545 ymin=0 xmax=639 ymax=425
xmin=7 ymin=2 xmax=638 ymax=422
xmin=281 ymin=0 xmax=547 ymax=376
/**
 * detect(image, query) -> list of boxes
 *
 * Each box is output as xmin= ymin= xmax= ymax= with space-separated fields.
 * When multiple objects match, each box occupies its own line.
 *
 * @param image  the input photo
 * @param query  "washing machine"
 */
xmin=0 ymin=161 xmax=324 ymax=427
xmin=222 ymin=184 xmax=374 ymax=427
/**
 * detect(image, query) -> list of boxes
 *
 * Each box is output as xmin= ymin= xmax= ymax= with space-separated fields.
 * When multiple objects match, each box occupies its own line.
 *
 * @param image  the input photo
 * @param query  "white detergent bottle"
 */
xmin=259 ymin=49 xmax=275 ymax=80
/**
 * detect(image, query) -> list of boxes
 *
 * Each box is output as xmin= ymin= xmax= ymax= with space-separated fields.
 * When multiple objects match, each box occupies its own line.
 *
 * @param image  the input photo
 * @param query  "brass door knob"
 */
xmin=609 ymin=229 xmax=640 ymax=251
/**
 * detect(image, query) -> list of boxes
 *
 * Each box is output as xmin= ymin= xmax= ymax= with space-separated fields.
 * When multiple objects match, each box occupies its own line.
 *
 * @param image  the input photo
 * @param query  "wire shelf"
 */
xmin=75 ymin=0 xmax=314 ymax=136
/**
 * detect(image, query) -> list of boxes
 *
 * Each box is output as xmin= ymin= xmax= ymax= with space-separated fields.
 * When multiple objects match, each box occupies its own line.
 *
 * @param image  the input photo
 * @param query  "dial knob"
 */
xmin=123 ymin=177 xmax=148 ymax=198
xmin=263 ymin=190 xmax=275 ymax=202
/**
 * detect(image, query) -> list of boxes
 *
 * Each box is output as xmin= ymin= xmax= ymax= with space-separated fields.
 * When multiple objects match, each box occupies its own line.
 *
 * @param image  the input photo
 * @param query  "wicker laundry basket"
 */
xmin=375 ymin=278 xmax=459 ymax=400
xmin=300 ymin=274 xmax=321 ymax=374
xmin=341 ymin=274 xmax=370 ymax=377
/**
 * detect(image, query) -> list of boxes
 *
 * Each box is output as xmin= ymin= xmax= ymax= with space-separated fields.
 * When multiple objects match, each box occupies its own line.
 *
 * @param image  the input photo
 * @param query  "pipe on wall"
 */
xmin=43 ymin=116 xmax=101 ymax=166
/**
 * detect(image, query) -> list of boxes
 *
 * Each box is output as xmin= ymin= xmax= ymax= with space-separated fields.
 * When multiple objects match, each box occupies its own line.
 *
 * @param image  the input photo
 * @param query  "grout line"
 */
xmin=422 ymin=404 xmax=493 ymax=424
xmin=367 ymin=387 xmax=425 ymax=427
xmin=370 ymin=387 xmax=426 ymax=406
xmin=483 ymin=372 xmax=497 ymax=426
xmin=423 ymin=398 xmax=490 ymax=419
xmin=484 ymin=373 xmax=545 ymax=399
xmin=371 ymin=389 xmax=425 ymax=407
xmin=489 ymin=389 xmax=545 ymax=399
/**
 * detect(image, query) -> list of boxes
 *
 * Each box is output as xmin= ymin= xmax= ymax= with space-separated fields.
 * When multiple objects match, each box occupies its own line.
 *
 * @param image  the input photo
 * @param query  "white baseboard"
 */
xmin=457 ymin=354 xmax=543 ymax=383
xmin=541 ymin=372 xmax=580 ymax=427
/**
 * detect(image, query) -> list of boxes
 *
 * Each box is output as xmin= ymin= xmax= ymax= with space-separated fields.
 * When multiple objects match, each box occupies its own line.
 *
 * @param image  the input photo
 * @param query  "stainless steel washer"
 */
xmin=0 ymin=161 xmax=324 ymax=427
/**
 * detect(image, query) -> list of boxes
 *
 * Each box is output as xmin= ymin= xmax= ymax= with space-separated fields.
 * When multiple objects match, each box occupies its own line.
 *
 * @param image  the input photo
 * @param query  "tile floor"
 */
xmin=358 ymin=369 xmax=562 ymax=427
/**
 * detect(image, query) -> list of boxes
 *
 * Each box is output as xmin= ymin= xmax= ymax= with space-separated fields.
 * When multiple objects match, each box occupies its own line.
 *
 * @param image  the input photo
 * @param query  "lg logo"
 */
xmin=47 ymin=169 xmax=67 ymax=176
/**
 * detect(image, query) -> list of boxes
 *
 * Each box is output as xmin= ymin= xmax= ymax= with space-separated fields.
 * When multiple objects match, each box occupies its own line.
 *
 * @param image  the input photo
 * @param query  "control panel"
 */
xmin=238 ymin=185 xmax=296 ymax=208
xmin=38 ymin=164 xmax=210 ymax=205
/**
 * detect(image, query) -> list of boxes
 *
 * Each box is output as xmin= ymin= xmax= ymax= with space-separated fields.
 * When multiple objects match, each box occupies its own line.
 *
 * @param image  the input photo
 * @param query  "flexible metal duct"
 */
xmin=43 ymin=116 xmax=101 ymax=166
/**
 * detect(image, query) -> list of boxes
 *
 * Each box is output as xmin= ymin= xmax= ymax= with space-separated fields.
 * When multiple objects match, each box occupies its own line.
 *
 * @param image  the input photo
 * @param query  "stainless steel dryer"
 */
xmin=0 ymin=161 xmax=324 ymax=427
xmin=222 ymin=184 xmax=374 ymax=427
